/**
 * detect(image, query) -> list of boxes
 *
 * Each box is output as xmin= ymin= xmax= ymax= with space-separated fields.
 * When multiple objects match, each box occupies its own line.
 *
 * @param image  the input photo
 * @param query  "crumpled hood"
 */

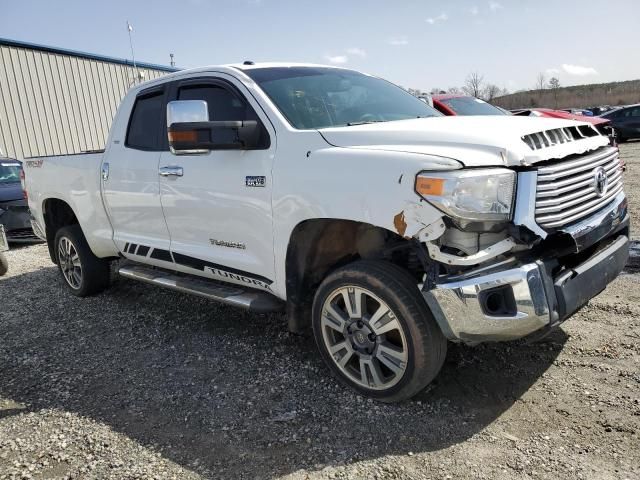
xmin=319 ymin=116 xmax=610 ymax=167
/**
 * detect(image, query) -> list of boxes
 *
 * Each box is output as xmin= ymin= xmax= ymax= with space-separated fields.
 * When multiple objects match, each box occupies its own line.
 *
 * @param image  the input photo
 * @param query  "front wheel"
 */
xmin=312 ymin=260 xmax=447 ymax=403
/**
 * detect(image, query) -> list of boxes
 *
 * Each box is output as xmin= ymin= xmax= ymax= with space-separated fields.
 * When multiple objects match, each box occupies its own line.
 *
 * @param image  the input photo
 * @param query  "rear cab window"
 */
xmin=125 ymin=89 xmax=165 ymax=150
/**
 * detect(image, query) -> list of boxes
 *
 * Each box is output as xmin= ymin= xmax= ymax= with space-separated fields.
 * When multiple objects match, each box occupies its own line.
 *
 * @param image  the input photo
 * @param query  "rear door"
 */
xmin=158 ymin=74 xmax=277 ymax=291
xmin=101 ymin=86 xmax=173 ymax=266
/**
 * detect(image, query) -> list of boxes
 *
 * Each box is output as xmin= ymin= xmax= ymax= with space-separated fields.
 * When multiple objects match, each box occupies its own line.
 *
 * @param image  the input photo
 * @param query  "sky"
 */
xmin=2 ymin=0 xmax=639 ymax=93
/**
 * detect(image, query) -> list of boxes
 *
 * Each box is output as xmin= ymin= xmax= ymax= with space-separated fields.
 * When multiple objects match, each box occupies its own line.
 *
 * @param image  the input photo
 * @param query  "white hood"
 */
xmin=319 ymin=116 xmax=609 ymax=167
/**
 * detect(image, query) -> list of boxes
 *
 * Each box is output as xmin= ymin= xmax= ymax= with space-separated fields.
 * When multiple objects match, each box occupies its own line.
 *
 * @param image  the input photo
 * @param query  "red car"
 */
xmin=432 ymin=94 xmax=507 ymax=116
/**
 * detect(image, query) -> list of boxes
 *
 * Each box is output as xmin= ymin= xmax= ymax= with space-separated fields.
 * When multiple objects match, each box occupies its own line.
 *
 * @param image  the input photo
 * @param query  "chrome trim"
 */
xmin=535 ymin=146 xmax=623 ymax=229
xmin=536 ymin=146 xmax=617 ymax=178
xmin=159 ymin=166 xmax=184 ymax=177
xmin=423 ymin=263 xmax=550 ymax=343
xmin=101 ymin=162 xmax=109 ymax=181
xmin=556 ymin=191 xmax=628 ymax=252
xmin=513 ymin=171 xmax=547 ymax=238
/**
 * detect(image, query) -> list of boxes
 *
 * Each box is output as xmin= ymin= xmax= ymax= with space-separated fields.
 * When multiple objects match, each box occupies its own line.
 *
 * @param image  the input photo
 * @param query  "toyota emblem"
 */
xmin=593 ymin=166 xmax=608 ymax=197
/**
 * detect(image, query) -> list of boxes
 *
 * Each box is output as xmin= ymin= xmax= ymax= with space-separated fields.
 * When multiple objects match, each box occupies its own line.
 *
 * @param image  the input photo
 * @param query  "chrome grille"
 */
xmin=535 ymin=146 xmax=623 ymax=229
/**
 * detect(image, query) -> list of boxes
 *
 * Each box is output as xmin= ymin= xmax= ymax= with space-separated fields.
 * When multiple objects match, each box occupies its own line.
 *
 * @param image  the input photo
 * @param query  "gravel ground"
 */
xmin=1 ymin=142 xmax=639 ymax=480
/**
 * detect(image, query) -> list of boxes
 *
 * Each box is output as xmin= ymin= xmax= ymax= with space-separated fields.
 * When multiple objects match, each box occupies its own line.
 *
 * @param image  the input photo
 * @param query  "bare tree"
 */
xmin=463 ymin=72 xmax=485 ymax=98
xmin=536 ymin=72 xmax=547 ymax=91
xmin=549 ymin=77 xmax=561 ymax=108
xmin=484 ymin=84 xmax=501 ymax=102
xmin=447 ymin=86 xmax=462 ymax=94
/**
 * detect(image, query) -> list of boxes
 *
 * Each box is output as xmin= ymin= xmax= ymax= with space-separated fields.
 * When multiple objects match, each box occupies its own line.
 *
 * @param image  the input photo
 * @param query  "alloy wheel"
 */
xmin=320 ymin=286 xmax=409 ymax=390
xmin=58 ymin=237 xmax=82 ymax=289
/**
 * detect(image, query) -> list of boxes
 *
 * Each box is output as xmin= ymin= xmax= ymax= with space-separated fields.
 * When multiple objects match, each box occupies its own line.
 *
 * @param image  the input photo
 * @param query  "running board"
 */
xmin=118 ymin=264 xmax=284 ymax=313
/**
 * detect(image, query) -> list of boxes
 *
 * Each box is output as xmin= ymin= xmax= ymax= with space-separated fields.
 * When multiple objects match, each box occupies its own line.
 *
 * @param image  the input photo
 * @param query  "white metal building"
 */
xmin=0 ymin=38 xmax=177 ymax=159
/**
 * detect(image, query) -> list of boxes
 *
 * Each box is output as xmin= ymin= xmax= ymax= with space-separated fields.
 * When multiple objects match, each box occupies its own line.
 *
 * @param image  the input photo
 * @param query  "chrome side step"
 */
xmin=118 ymin=264 xmax=284 ymax=313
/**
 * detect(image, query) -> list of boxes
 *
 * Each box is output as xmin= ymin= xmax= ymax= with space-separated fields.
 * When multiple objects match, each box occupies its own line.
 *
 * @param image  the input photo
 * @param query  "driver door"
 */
xmin=158 ymin=75 xmax=277 ymax=291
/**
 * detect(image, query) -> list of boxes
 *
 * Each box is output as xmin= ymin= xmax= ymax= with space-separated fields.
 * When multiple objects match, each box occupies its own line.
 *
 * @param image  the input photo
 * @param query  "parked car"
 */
xmin=0 ymin=158 xmax=41 ymax=242
xmin=432 ymin=94 xmax=507 ymax=116
xmin=561 ymin=108 xmax=593 ymax=116
xmin=599 ymin=104 xmax=640 ymax=142
xmin=587 ymin=106 xmax=614 ymax=116
xmin=24 ymin=63 xmax=629 ymax=402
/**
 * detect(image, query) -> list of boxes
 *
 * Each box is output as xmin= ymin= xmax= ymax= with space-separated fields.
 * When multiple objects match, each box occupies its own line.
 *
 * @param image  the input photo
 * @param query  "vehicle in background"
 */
xmin=587 ymin=106 xmax=615 ymax=116
xmin=599 ymin=104 xmax=640 ymax=142
xmin=561 ymin=108 xmax=593 ymax=116
xmin=24 ymin=63 xmax=629 ymax=402
xmin=0 ymin=158 xmax=41 ymax=242
xmin=432 ymin=94 xmax=507 ymax=116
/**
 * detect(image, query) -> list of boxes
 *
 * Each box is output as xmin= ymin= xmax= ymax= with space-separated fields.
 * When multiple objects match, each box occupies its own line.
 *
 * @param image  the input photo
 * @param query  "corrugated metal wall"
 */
xmin=0 ymin=43 xmax=170 ymax=159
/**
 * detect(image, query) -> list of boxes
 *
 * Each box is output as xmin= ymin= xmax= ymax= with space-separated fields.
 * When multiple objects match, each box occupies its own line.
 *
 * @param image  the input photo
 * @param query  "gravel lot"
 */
xmin=1 ymin=142 xmax=639 ymax=480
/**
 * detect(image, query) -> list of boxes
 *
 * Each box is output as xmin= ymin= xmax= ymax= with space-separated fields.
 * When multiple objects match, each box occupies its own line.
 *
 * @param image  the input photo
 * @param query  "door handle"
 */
xmin=159 ymin=166 xmax=184 ymax=177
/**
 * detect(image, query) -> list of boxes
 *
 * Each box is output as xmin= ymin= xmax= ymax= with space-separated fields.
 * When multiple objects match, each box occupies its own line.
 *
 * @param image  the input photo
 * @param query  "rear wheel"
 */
xmin=54 ymin=225 xmax=110 ymax=296
xmin=312 ymin=260 xmax=447 ymax=403
xmin=615 ymin=129 xmax=626 ymax=143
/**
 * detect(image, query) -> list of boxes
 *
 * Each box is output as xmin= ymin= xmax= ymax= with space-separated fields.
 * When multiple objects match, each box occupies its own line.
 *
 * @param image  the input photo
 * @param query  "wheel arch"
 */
xmin=284 ymin=218 xmax=422 ymax=333
xmin=42 ymin=198 xmax=80 ymax=263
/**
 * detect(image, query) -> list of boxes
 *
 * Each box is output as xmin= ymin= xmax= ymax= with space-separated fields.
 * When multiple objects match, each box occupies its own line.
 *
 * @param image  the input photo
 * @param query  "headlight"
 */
xmin=415 ymin=168 xmax=516 ymax=222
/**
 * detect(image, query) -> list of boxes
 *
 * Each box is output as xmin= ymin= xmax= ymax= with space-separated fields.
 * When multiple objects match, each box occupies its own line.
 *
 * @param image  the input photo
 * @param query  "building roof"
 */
xmin=0 ymin=37 xmax=179 ymax=73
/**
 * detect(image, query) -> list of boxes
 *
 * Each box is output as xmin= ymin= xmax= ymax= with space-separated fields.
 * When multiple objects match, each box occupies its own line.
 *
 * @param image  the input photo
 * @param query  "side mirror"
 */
xmin=167 ymin=100 xmax=260 ymax=155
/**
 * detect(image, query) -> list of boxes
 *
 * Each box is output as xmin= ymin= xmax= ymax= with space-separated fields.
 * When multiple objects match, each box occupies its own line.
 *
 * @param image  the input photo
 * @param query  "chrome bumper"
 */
xmin=423 ymin=216 xmax=630 ymax=344
xmin=423 ymin=263 xmax=551 ymax=343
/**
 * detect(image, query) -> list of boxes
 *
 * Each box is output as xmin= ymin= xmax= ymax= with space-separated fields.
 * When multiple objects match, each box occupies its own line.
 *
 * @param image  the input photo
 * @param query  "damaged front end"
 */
xmin=409 ymin=141 xmax=630 ymax=344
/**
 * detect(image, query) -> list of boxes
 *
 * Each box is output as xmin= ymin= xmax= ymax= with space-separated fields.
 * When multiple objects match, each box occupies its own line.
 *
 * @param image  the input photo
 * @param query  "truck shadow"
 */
xmin=0 ymin=266 xmax=566 ymax=479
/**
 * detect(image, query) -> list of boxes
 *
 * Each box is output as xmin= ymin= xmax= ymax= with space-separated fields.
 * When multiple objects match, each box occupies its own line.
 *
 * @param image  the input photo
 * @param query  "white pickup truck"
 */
xmin=25 ymin=63 xmax=629 ymax=402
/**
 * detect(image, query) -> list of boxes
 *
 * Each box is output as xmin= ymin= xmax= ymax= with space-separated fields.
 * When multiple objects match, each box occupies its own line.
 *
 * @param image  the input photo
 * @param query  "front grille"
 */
xmin=535 ymin=146 xmax=623 ymax=229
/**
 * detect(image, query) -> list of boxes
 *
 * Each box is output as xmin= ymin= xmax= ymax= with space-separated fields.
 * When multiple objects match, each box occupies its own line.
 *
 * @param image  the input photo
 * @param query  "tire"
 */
xmin=615 ymin=129 xmax=626 ymax=143
xmin=54 ymin=225 xmax=110 ymax=297
xmin=312 ymin=260 xmax=447 ymax=403
xmin=0 ymin=252 xmax=7 ymax=276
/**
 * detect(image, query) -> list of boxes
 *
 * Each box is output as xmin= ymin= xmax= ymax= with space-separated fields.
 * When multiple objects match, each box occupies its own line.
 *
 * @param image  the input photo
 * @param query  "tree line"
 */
xmin=409 ymin=72 xmax=640 ymax=110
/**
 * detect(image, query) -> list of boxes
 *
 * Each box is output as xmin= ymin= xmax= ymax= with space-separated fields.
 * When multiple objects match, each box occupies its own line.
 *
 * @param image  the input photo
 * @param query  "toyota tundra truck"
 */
xmin=24 ymin=63 xmax=630 ymax=402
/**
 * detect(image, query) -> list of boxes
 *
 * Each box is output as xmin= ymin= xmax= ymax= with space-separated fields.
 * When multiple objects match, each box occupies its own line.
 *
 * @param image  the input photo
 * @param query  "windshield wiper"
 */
xmin=345 ymin=120 xmax=384 ymax=126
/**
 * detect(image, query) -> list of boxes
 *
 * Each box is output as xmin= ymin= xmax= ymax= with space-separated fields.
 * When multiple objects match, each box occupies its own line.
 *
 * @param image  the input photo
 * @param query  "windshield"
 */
xmin=0 ymin=161 xmax=21 ymax=185
xmin=245 ymin=67 xmax=441 ymax=129
xmin=439 ymin=97 xmax=506 ymax=116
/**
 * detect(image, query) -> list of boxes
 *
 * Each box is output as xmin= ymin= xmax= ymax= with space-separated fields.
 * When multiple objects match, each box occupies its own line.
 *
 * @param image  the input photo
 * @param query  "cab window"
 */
xmin=177 ymin=83 xmax=269 ymax=148
xmin=125 ymin=90 xmax=165 ymax=150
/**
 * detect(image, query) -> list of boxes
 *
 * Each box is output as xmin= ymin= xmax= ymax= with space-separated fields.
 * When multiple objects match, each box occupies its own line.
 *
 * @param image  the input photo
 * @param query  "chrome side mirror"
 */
xmin=167 ymin=100 xmax=210 ymax=155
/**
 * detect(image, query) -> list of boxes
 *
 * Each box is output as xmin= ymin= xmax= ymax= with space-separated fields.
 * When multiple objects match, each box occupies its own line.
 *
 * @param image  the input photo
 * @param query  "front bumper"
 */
xmin=0 ymin=199 xmax=40 ymax=243
xmin=423 ymin=217 xmax=630 ymax=344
